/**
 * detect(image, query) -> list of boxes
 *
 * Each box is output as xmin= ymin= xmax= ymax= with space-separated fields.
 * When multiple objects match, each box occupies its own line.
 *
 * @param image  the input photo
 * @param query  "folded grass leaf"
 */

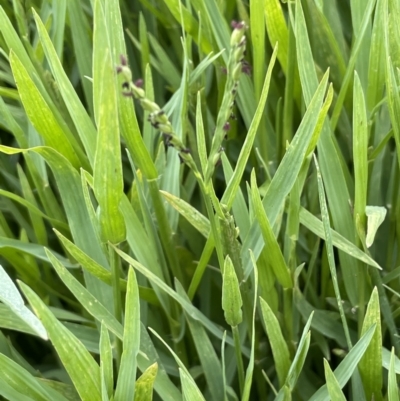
xmin=0 ymin=265 xmax=47 ymax=339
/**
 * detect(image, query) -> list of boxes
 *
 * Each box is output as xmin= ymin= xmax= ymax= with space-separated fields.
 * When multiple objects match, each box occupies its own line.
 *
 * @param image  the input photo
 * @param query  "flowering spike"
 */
xmin=241 ymin=60 xmax=252 ymax=76
xmin=223 ymin=122 xmax=231 ymax=132
xmin=230 ymin=21 xmax=246 ymax=47
xmin=115 ymin=55 xmax=202 ymax=178
xmin=134 ymin=78 xmax=144 ymax=88
xmin=120 ymin=54 xmax=128 ymax=66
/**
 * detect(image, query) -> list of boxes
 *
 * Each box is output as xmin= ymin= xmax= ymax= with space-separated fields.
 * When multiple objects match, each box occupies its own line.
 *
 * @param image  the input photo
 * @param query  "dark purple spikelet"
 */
xmin=116 ymin=66 xmax=123 ymax=74
xmin=221 ymin=66 xmax=228 ymax=75
xmin=163 ymin=134 xmax=173 ymax=147
xmin=122 ymin=82 xmax=130 ymax=90
xmin=120 ymin=54 xmax=128 ymax=66
xmin=223 ymin=122 xmax=231 ymax=132
xmin=231 ymin=20 xmax=245 ymax=30
xmin=182 ymin=147 xmax=191 ymax=154
xmin=241 ymin=60 xmax=252 ymax=76
xmin=163 ymin=133 xmax=172 ymax=141
xmin=134 ymin=78 xmax=144 ymax=88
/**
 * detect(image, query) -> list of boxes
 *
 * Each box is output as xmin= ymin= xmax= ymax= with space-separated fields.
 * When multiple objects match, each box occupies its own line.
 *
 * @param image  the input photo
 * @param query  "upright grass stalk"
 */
xmin=314 ymin=155 xmax=353 ymax=349
xmin=109 ymin=245 xmax=123 ymax=368
xmin=204 ymin=21 xmax=249 ymax=186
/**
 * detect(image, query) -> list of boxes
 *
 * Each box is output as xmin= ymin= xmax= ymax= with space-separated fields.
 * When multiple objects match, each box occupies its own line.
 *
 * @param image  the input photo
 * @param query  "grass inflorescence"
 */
xmin=0 ymin=1 xmax=399 ymax=400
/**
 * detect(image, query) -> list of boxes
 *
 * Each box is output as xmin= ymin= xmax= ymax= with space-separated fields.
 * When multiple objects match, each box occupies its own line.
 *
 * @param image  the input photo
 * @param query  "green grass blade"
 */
xmin=275 ymin=312 xmax=313 ymax=400
xmin=314 ymin=155 xmax=352 ymax=348
xmin=0 ymin=145 xmax=115 ymax=310
xmin=176 ymin=281 xmax=224 ymax=401
xmin=294 ymin=290 xmax=349 ymax=348
xmin=18 ymin=282 xmax=102 ymax=401
xmin=304 ymin=0 xmax=346 ymax=90
xmin=93 ymin=1 xmax=125 ymax=244
xmin=353 ymin=72 xmax=368 ymax=232
xmin=259 ymin=297 xmax=291 ymax=387
xmin=45 ymin=248 xmax=124 ymax=340
xmin=324 ymin=359 xmax=347 ymax=401
xmin=250 ymin=170 xmax=292 ymax=288
xmin=241 ymin=69 xmax=329 ymax=278
xmin=241 ymin=251 xmax=258 ymax=401
xmin=299 ymin=207 xmax=381 ymax=269
xmin=93 ymin=0 xmax=109 ymax=123
xmin=309 ymin=324 xmax=376 ymax=401
xmin=0 ymin=377 xmax=44 ymax=401
xmin=33 ymin=10 xmax=97 ymax=165
xmin=16 ymin=165 xmax=47 ymax=245
xmin=350 ymin=0 xmax=373 ymax=92
xmin=0 ymin=187 xmax=67 ymax=231
xmin=358 ymin=287 xmax=383 ymax=401
xmin=180 ymin=368 xmax=206 ymax=401
xmin=264 ymin=0 xmax=288 ymax=74
xmin=384 ymin=6 xmax=400 ymax=171
xmin=50 ymin=0 xmax=67 ymax=61
xmin=220 ymin=154 xmax=250 ymax=240
xmin=161 ymin=0 xmax=210 ymax=54
xmin=250 ymin=0 xmax=265 ymax=99
xmin=222 ymin=255 xmax=243 ymax=327
xmin=148 ymin=34 xmax=181 ymax=89
xmin=54 ymin=229 xmax=159 ymax=305
xmin=196 ymin=91 xmax=207 ymax=175
xmin=105 ymin=0 xmax=157 ymax=180
xmin=295 ymin=0 xmax=360 ymax=305
xmin=221 ymin=44 xmax=277 ymax=209
xmin=0 ymin=6 xmax=37 ymax=78
xmin=0 ymin=235 xmax=73 ymax=267
xmin=330 ymin=0 xmax=377 ymax=130
xmin=9 ymin=51 xmax=87 ymax=170
xmin=113 ymin=246 xmax=245 ymax=352
xmin=138 ymin=324 xmax=182 ymax=401
xmin=120 ymin=196 xmax=171 ymax=310
xmin=99 ymin=323 xmax=113 ymax=400
xmin=0 ymin=354 xmax=52 ymax=401
xmin=68 ymin=0 xmax=94 ymax=116
xmin=149 ymin=327 xmax=205 ymax=400
xmin=0 ymin=264 xmax=47 ymax=339
xmin=367 ymin=0 xmax=386 ymax=111
xmin=134 ymin=363 xmax=158 ymax=401
xmin=388 ymin=348 xmax=399 ymax=401
xmin=114 ymin=268 xmax=140 ymax=401
xmin=139 ymin=14 xmax=151 ymax=78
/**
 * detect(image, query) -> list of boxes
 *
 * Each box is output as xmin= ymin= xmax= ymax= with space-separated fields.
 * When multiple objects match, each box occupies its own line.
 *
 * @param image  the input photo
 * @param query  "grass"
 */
xmin=0 ymin=0 xmax=399 ymax=400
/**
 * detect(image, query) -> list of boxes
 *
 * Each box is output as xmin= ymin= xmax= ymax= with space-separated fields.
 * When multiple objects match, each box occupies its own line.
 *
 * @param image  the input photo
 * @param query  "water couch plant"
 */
xmin=0 ymin=0 xmax=399 ymax=400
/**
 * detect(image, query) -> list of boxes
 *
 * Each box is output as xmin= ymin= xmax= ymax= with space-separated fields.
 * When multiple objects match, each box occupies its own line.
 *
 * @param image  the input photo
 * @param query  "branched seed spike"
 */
xmin=116 ymin=55 xmax=203 ymax=180
xmin=204 ymin=21 xmax=249 ymax=185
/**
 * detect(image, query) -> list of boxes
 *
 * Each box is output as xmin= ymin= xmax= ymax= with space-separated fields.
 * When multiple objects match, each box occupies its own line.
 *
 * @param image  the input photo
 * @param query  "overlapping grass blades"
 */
xmin=0 ymin=0 xmax=399 ymax=400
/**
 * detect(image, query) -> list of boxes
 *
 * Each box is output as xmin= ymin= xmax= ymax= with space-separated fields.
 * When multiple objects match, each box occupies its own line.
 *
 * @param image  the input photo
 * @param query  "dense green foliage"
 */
xmin=0 ymin=0 xmax=399 ymax=400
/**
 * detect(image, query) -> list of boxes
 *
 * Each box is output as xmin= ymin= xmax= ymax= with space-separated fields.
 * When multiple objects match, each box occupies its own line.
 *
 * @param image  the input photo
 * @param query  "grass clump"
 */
xmin=0 ymin=0 xmax=399 ymax=400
